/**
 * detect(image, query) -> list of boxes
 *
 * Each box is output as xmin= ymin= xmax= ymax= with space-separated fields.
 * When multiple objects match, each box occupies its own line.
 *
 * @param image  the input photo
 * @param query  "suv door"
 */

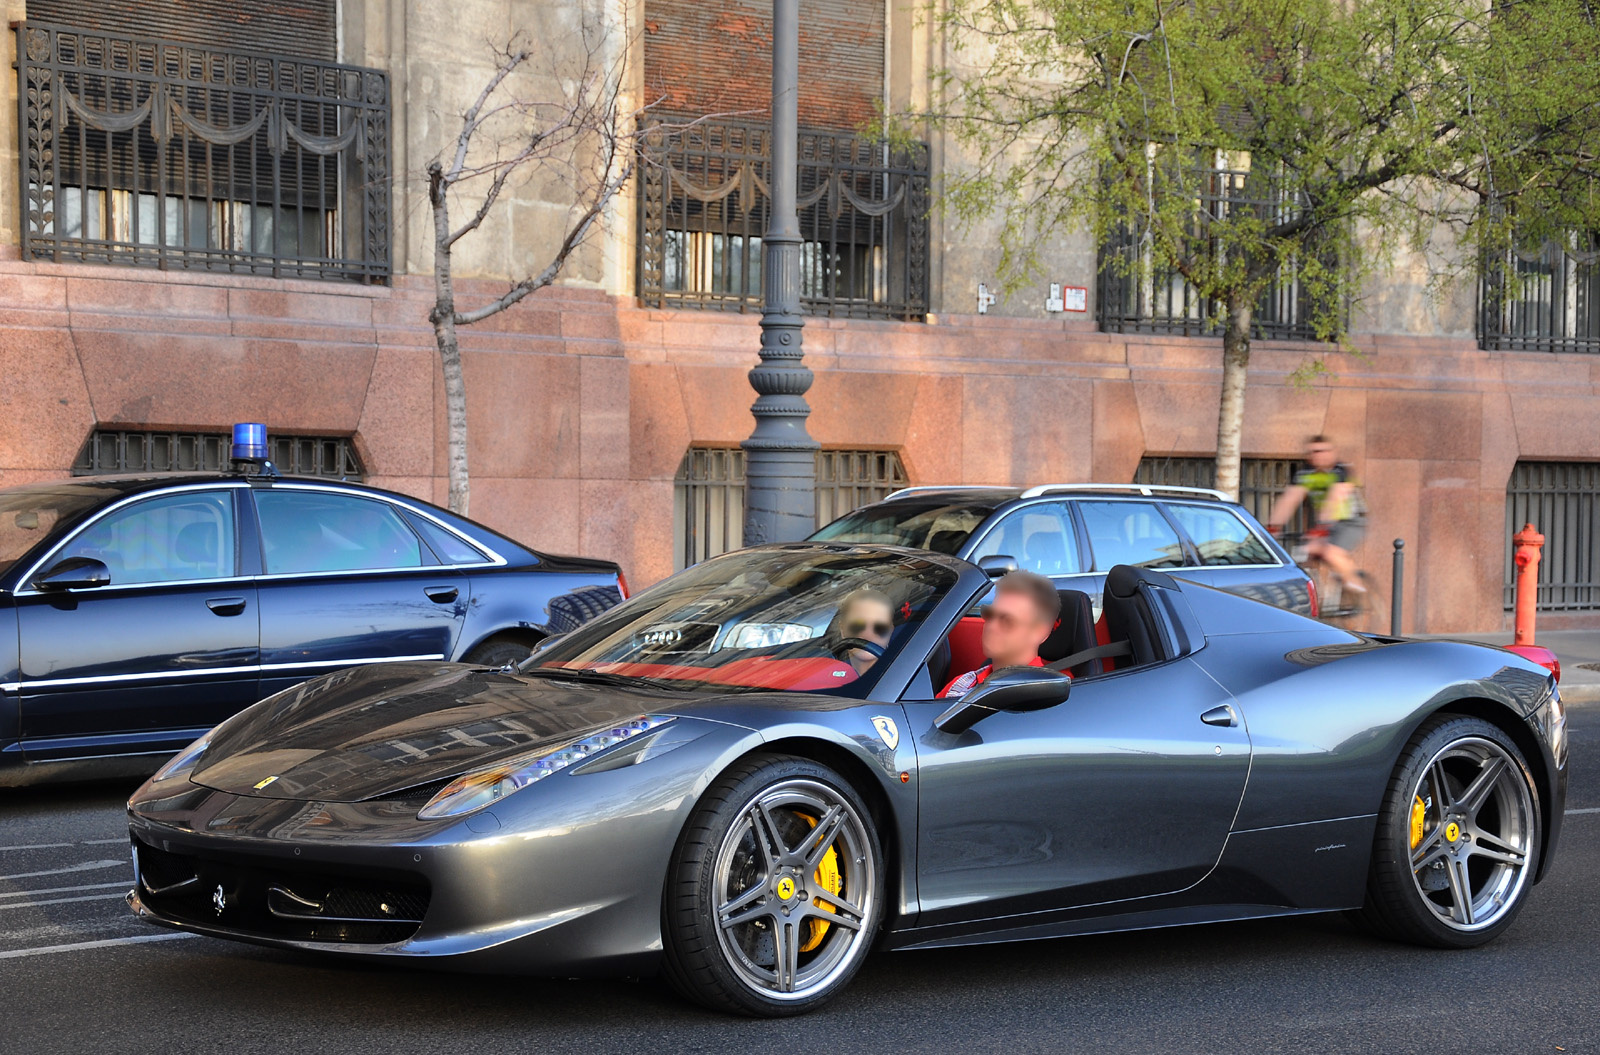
xmin=963 ymin=500 xmax=1098 ymax=599
xmin=250 ymin=486 xmax=469 ymax=697
xmin=16 ymin=487 xmax=259 ymax=760
xmin=1160 ymin=501 xmax=1310 ymax=613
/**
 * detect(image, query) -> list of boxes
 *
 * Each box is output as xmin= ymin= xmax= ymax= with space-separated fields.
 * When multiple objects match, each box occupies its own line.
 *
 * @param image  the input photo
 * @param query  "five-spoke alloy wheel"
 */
xmin=663 ymin=755 xmax=884 ymax=1015
xmin=1359 ymin=715 xmax=1542 ymax=947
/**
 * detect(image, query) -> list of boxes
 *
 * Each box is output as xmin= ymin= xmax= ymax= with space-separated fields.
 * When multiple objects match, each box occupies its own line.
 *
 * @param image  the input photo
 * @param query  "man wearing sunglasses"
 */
xmin=938 ymin=570 xmax=1061 ymax=698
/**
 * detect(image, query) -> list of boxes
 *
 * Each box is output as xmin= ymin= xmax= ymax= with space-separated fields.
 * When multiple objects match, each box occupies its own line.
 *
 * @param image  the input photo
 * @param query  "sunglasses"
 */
xmin=844 ymin=619 xmax=892 ymax=638
xmin=979 ymin=605 xmax=1042 ymax=631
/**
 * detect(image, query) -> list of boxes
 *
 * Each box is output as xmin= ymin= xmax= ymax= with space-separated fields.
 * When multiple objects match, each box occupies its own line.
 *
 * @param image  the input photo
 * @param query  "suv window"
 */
xmin=1165 ymin=504 xmax=1276 ymax=567
xmin=255 ymin=490 xmax=423 ymax=574
xmin=968 ymin=502 xmax=1083 ymax=576
xmin=1077 ymin=500 xmax=1185 ymax=570
xmin=55 ymin=490 xmax=236 ymax=585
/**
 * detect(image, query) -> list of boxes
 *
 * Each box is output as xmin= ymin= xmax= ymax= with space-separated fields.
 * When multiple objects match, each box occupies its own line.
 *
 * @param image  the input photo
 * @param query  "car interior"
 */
xmin=926 ymin=565 xmax=1175 ymax=694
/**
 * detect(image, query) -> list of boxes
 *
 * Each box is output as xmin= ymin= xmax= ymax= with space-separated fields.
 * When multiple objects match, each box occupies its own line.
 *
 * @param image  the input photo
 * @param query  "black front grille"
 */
xmin=135 ymin=837 xmax=429 ymax=945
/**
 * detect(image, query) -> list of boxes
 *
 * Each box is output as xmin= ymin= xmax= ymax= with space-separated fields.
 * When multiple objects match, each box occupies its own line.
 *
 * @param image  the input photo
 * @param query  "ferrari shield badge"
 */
xmin=212 ymin=885 xmax=227 ymax=916
xmin=870 ymin=716 xmax=900 ymax=751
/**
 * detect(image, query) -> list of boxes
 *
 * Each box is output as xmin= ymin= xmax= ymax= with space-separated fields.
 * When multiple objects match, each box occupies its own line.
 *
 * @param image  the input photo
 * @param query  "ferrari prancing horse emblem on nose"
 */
xmin=870 ymin=716 xmax=899 ymax=751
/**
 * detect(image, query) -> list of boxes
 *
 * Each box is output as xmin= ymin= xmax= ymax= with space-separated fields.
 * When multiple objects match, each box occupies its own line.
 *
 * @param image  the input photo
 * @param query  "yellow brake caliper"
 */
xmin=1410 ymin=794 xmax=1426 ymax=850
xmin=796 ymin=813 xmax=843 ymax=953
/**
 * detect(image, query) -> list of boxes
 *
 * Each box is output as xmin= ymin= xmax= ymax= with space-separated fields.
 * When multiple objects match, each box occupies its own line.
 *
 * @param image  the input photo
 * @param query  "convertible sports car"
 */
xmin=127 ymin=543 xmax=1568 ymax=1016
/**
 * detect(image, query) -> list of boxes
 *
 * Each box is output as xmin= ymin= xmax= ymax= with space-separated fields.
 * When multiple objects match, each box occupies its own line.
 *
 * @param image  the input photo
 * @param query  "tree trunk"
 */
xmin=429 ymin=167 xmax=471 ymax=516
xmin=1214 ymin=292 xmax=1252 ymax=501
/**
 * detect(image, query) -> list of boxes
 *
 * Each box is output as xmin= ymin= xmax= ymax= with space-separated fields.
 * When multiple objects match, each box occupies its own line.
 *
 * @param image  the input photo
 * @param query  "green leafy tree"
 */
xmin=925 ymin=0 xmax=1600 ymax=497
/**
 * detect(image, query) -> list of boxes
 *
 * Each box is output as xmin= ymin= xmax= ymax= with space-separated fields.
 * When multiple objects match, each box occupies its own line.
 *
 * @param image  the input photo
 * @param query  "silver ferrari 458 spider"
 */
xmin=127 ymin=543 xmax=1567 ymax=1015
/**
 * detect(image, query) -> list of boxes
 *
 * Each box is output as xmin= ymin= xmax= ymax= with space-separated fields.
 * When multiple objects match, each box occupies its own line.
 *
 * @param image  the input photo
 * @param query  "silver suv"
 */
xmin=810 ymin=483 xmax=1316 ymax=616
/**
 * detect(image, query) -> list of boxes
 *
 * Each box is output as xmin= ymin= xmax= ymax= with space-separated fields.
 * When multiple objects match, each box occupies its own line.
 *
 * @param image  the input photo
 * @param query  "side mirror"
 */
xmin=934 ymin=665 xmax=1071 ymax=734
xmin=35 ymin=556 xmax=111 ymax=591
xmin=976 ymin=554 xmax=1018 ymax=577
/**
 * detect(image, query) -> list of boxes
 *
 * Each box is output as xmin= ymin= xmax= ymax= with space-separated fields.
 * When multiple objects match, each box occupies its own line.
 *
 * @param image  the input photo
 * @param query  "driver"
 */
xmin=938 ymin=571 xmax=1060 ymax=698
xmin=832 ymin=589 xmax=897 ymax=676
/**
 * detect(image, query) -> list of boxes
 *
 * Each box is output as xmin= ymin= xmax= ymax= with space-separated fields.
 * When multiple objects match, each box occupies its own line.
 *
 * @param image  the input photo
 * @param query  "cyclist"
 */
xmin=1269 ymin=435 xmax=1368 ymax=607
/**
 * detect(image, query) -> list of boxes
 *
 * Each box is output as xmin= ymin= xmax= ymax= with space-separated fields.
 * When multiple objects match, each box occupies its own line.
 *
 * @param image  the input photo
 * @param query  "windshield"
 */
xmin=810 ymin=501 xmax=994 ymax=554
xmin=526 ymin=547 xmax=961 ymax=696
xmin=0 ymin=485 xmax=112 ymax=578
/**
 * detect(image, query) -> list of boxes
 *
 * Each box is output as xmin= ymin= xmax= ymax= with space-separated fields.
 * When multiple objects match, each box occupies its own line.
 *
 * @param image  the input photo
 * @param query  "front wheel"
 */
xmin=662 ymin=755 xmax=884 ymax=1016
xmin=1358 ymin=715 xmax=1541 ymax=948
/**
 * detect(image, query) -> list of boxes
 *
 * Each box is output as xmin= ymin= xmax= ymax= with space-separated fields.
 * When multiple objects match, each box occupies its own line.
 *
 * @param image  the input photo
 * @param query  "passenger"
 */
xmin=832 ymin=589 xmax=897 ymax=676
xmin=938 ymin=570 xmax=1060 ymax=698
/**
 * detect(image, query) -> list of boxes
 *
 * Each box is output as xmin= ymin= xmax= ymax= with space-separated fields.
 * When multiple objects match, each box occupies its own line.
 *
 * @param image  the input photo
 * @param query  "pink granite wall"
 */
xmin=0 ymin=254 xmax=1594 ymax=635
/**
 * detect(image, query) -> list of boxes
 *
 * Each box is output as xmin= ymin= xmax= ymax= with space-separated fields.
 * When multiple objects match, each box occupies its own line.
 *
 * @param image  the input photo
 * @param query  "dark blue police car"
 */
xmin=0 ymin=438 xmax=625 ymax=784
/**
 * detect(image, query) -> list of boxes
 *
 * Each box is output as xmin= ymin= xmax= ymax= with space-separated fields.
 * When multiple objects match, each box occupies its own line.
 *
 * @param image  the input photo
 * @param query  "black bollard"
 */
xmin=1391 ymin=539 xmax=1405 ymax=636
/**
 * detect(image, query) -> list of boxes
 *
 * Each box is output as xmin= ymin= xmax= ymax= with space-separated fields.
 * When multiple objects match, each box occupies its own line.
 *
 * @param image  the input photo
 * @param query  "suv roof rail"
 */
xmin=881 ymin=484 xmax=1007 ymax=501
xmin=1018 ymin=483 xmax=1232 ymax=501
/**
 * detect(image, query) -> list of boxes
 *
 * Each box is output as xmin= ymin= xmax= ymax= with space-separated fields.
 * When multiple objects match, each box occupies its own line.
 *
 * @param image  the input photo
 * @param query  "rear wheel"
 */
xmin=662 ymin=755 xmax=883 ymax=1016
xmin=463 ymin=635 xmax=536 ymax=667
xmin=1359 ymin=715 xmax=1541 ymax=948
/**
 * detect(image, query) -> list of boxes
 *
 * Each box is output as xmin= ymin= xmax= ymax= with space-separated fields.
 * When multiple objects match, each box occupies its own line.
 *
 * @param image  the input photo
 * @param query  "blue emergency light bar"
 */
xmin=231 ymin=423 xmax=268 ymax=462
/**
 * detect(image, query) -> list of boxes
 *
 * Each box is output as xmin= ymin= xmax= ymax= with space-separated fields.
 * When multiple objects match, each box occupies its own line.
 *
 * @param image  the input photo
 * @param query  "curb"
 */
xmin=1560 ymin=683 xmax=1600 ymax=706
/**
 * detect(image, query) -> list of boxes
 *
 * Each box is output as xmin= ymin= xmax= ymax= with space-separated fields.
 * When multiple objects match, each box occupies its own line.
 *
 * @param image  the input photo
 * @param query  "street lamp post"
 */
xmin=741 ymin=0 xmax=817 ymax=546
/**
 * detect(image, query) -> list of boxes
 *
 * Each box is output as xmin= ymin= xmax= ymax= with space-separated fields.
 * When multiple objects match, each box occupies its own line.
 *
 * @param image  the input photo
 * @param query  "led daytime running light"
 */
xmin=418 ymin=716 xmax=673 ymax=820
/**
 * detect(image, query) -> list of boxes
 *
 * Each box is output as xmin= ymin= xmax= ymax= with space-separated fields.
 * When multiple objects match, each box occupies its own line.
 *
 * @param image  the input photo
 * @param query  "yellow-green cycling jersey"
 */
xmin=1294 ymin=463 xmax=1366 ymax=523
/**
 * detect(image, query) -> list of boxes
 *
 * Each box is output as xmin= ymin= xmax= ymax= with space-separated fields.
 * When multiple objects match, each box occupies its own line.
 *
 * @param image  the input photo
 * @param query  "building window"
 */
xmin=1479 ymin=236 xmax=1600 ymax=353
xmin=638 ymin=121 xmax=930 ymax=320
xmin=17 ymin=20 xmax=390 ymax=282
xmin=1098 ymin=153 xmax=1337 ymax=340
xmin=73 ymin=429 xmax=363 ymax=479
xmin=1134 ymin=455 xmax=1309 ymax=535
xmin=673 ymin=447 xmax=909 ymax=569
xmin=1504 ymin=462 xmax=1600 ymax=611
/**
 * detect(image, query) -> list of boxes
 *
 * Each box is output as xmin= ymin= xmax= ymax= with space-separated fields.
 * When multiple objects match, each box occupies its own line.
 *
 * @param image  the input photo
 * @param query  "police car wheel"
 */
xmin=463 ymin=636 xmax=535 ymax=667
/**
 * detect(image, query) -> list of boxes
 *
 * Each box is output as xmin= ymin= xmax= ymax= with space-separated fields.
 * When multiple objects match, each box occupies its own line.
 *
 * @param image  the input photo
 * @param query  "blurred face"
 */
xmin=839 ymin=597 xmax=894 ymax=674
xmin=1307 ymin=441 xmax=1336 ymax=470
xmin=980 ymin=587 xmax=1052 ymax=666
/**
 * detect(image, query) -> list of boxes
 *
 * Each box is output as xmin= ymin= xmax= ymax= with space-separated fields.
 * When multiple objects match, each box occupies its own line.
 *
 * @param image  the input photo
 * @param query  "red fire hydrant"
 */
xmin=1513 ymin=523 xmax=1545 ymax=646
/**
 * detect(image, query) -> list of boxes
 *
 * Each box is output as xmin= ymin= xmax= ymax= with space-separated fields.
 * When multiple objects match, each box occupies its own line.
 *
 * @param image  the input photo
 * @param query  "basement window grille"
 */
xmin=73 ymin=428 xmax=363 ymax=479
xmin=1504 ymin=461 xmax=1600 ymax=611
xmin=1134 ymin=455 xmax=1310 ymax=536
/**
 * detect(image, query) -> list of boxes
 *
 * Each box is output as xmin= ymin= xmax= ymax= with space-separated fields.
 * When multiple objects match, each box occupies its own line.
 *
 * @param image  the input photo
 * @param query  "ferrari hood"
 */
xmin=190 ymin=662 xmax=700 ymax=803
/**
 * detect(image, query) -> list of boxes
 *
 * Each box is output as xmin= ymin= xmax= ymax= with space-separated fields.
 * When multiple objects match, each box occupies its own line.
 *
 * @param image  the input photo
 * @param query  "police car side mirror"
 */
xmin=934 ymin=665 xmax=1071 ymax=734
xmin=976 ymin=554 xmax=1018 ymax=577
xmin=35 ymin=556 xmax=111 ymax=591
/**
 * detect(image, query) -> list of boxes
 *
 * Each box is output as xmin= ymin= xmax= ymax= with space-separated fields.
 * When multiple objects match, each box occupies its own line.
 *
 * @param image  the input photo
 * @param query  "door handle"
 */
xmin=1201 ymin=704 xmax=1238 ymax=728
xmin=205 ymin=596 xmax=247 ymax=616
xmin=424 ymin=586 xmax=460 ymax=604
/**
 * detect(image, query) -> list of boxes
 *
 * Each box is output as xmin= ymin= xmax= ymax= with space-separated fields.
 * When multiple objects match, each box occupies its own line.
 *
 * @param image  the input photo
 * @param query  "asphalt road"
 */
xmin=1 ymin=709 xmax=1596 ymax=1055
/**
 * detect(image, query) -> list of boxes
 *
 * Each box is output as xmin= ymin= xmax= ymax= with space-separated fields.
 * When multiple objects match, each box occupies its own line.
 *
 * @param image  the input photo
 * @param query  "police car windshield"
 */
xmin=0 ymin=487 xmax=109 ymax=577
xmin=810 ymin=501 xmax=993 ymax=554
xmin=525 ymin=548 xmax=958 ymax=696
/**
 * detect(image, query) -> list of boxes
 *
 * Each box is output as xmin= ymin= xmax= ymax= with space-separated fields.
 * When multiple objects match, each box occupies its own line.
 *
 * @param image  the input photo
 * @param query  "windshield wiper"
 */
xmin=518 ymin=666 xmax=699 ymax=692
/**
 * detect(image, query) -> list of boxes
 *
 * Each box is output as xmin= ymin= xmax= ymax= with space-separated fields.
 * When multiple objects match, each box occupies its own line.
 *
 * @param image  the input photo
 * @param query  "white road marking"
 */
xmin=0 ymin=843 xmax=74 ymax=853
xmin=82 ymin=838 xmax=128 ymax=846
xmin=0 ymin=932 xmax=198 ymax=960
xmin=0 ymin=860 xmax=124 ymax=882
xmin=1566 ymin=807 xmax=1600 ymax=815
xmin=0 ymin=881 xmax=130 ymax=899
xmin=0 ymin=893 xmax=126 ymax=911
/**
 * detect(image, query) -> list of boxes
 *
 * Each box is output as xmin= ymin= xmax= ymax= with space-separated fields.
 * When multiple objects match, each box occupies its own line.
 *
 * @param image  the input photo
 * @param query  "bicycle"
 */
xmin=1282 ymin=526 xmax=1385 ymax=629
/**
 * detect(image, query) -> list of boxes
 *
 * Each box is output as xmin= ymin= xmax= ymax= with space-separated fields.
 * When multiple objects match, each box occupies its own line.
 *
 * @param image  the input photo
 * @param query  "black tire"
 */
xmin=463 ymin=635 xmax=537 ymax=667
xmin=1357 ymin=714 xmax=1541 ymax=948
xmin=546 ymin=584 xmax=623 ymax=636
xmin=662 ymin=754 xmax=884 ymax=1016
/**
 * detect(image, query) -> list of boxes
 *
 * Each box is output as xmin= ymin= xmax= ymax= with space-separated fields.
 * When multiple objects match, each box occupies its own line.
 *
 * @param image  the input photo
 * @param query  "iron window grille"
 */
xmin=1134 ymin=455 xmax=1309 ymax=536
xmin=73 ymin=428 xmax=363 ymax=479
xmin=17 ymin=21 xmax=390 ymax=282
xmin=673 ymin=447 xmax=908 ymax=569
xmin=638 ymin=119 xmax=930 ymax=320
xmin=1504 ymin=461 xmax=1600 ymax=611
xmin=1479 ymin=235 xmax=1600 ymax=353
xmin=1098 ymin=154 xmax=1337 ymax=340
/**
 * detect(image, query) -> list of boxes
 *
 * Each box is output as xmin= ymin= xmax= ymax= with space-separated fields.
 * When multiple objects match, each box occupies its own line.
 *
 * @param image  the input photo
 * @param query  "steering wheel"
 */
xmin=829 ymin=637 xmax=885 ymax=661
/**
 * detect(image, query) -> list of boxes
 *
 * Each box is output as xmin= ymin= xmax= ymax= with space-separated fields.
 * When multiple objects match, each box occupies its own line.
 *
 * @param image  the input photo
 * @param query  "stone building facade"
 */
xmin=0 ymin=0 xmax=1596 ymax=634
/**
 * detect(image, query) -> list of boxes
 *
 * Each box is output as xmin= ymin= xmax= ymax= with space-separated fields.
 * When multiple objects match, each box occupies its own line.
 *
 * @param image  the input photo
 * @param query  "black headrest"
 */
xmin=1105 ymin=564 xmax=1179 ymax=599
xmin=927 ymin=529 xmax=968 ymax=555
xmin=1039 ymin=589 xmax=1096 ymax=664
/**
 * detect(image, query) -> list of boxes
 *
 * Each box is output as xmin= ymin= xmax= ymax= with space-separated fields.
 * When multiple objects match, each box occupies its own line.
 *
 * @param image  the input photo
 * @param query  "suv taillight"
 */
xmin=1306 ymin=577 xmax=1319 ymax=619
xmin=617 ymin=570 xmax=630 ymax=599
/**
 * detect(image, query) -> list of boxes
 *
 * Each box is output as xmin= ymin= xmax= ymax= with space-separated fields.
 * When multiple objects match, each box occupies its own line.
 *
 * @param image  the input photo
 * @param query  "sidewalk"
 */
xmin=1423 ymin=629 xmax=1600 ymax=705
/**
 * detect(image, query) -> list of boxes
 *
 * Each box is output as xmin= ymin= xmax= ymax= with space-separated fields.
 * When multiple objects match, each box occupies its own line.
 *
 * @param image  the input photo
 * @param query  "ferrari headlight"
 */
xmin=417 ymin=716 xmax=674 ymax=820
xmin=151 ymin=735 xmax=211 ymax=784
